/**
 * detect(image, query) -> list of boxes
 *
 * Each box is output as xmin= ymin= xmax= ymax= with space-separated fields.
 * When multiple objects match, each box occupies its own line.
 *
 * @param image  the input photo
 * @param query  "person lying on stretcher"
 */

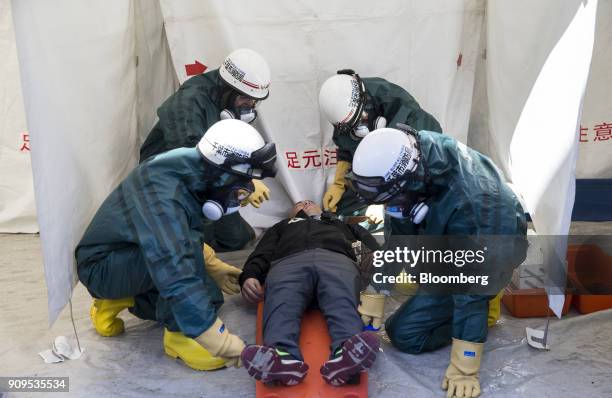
xmin=238 ymin=200 xmax=381 ymax=386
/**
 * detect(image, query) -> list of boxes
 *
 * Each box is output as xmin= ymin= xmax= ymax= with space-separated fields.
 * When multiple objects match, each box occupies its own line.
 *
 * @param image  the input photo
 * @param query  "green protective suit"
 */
xmin=76 ymin=148 xmax=240 ymax=338
xmin=383 ymin=131 xmax=527 ymax=354
xmin=332 ymin=78 xmax=442 ymax=233
xmin=140 ymin=69 xmax=253 ymax=252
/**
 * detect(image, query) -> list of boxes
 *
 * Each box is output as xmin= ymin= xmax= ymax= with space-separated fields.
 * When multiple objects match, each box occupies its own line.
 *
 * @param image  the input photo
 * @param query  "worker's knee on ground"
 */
xmin=385 ymin=318 xmax=430 ymax=354
xmin=386 ymin=329 xmax=430 ymax=354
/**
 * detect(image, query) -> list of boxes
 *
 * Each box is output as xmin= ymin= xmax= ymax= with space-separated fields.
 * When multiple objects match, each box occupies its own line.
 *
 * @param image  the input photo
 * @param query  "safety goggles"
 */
xmin=235 ymin=95 xmax=260 ymax=108
xmin=345 ymin=172 xmax=408 ymax=205
xmin=222 ymin=142 xmax=278 ymax=179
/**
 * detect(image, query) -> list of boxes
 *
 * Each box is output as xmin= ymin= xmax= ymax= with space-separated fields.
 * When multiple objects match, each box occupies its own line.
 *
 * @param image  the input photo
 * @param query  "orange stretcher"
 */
xmin=255 ymin=302 xmax=368 ymax=398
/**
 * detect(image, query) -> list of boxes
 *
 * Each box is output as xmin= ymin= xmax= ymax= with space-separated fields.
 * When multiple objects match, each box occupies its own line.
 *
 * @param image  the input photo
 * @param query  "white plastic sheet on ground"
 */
xmin=11 ymin=0 xmax=176 ymax=325
xmin=0 ymin=0 xmax=37 ymax=233
xmin=487 ymin=0 xmax=598 ymax=315
xmin=159 ymin=0 xmax=485 ymax=227
xmin=2 ymin=246 xmax=611 ymax=398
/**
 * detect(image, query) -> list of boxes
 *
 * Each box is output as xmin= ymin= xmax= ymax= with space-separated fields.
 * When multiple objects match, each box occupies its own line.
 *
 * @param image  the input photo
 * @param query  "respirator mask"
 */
xmin=202 ymin=179 xmax=255 ymax=221
xmin=384 ymin=194 xmax=429 ymax=225
xmin=352 ymin=114 xmax=387 ymax=138
xmin=220 ymin=93 xmax=259 ymax=124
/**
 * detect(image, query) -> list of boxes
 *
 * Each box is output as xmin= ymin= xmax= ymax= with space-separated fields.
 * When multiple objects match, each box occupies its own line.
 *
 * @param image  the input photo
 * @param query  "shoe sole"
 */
xmin=241 ymin=345 xmax=308 ymax=386
xmin=320 ymin=332 xmax=380 ymax=386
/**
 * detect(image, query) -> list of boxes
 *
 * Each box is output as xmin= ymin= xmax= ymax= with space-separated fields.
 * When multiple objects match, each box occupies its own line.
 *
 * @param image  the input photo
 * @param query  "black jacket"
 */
xmin=239 ymin=213 xmax=380 ymax=286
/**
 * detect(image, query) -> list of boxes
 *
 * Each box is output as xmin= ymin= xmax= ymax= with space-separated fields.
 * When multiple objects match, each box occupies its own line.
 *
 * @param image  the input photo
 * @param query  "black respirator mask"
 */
xmin=202 ymin=179 xmax=255 ymax=221
xmin=220 ymin=92 xmax=258 ymax=124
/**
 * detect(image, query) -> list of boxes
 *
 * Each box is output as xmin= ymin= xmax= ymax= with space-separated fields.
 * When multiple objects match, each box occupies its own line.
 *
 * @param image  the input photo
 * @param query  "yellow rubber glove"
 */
xmin=242 ymin=179 xmax=270 ymax=208
xmin=323 ymin=160 xmax=351 ymax=212
xmin=442 ymin=338 xmax=483 ymax=398
xmin=394 ymin=270 xmax=418 ymax=296
xmin=195 ymin=318 xmax=245 ymax=368
xmin=487 ymin=290 xmax=504 ymax=327
xmin=358 ymin=292 xmax=386 ymax=330
xmin=204 ymin=244 xmax=242 ymax=295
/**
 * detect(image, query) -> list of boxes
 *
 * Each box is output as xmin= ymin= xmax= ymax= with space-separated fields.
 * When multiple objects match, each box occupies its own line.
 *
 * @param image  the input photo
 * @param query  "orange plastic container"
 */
xmin=255 ymin=303 xmax=368 ymax=398
xmin=502 ymin=285 xmax=572 ymax=317
xmin=567 ymin=244 xmax=612 ymax=314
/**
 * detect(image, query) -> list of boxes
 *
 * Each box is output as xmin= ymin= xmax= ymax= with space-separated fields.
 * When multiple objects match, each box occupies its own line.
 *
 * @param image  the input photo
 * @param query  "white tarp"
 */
xmin=0 ymin=0 xmax=37 ymax=233
xmin=507 ymin=0 xmax=597 ymax=235
xmin=576 ymin=0 xmax=612 ymax=178
xmin=159 ymin=0 xmax=485 ymax=227
xmin=3 ymin=244 xmax=612 ymax=397
xmin=11 ymin=0 xmax=176 ymax=324
xmin=469 ymin=0 xmax=610 ymax=180
xmin=486 ymin=0 xmax=598 ymax=315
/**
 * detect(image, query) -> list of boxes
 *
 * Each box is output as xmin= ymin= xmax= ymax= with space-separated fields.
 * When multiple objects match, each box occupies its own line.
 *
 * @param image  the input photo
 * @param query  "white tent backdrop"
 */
xmin=0 ymin=0 xmax=37 ymax=232
xmin=485 ymin=0 xmax=597 ymax=235
xmin=576 ymin=0 xmax=612 ymax=178
xmin=11 ymin=0 xmax=176 ymax=324
xmin=468 ymin=0 xmax=610 ymax=180
xmin=159 ymin=0 xmax=486 ymax=228
xmin=487 ymin=0 xmax=597 ymax=317
xmin=6 ymin=0 xmax=602 ymax=324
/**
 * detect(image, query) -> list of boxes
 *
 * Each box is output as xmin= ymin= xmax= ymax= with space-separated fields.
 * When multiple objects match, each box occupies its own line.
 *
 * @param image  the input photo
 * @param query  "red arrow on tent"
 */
xmin=185 ymin=60 xmax=207 ymax=76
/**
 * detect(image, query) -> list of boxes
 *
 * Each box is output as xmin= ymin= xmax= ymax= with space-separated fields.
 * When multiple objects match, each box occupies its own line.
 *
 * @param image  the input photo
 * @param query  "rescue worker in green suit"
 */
xmin=346 ymin=127 xmax=527 ymax=398
xmin=140 ymin=48 xmax=272 ymax=252
xmin=318 ymin=70 xmax=505 ymax=326
xmin=318 ymin=69 xmax=442 ymax=221
xmin=76 ymin=120 xmax=278 ymax=371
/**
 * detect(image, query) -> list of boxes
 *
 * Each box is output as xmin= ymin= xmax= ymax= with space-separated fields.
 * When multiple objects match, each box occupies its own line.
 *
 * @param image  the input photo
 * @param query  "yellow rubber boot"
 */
xmin=163 ymin=329 xmax=226 ymax=371
xmin=487 ymin=290 xmax=504 ymax=327
xmin=90 ymin=297 xmax=135 ymax=337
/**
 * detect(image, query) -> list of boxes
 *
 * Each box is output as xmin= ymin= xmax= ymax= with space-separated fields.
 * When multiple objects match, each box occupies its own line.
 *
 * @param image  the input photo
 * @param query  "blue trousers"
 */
xmin=385 ymin=293 xmax=491 ymax=354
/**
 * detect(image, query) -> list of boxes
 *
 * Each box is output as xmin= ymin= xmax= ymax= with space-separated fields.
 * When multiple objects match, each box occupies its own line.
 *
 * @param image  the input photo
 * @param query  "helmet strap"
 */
xmin=220 ymin=87 xmax=238 ymax=110
xmin=335 ymin=69 xmax=367 ymax=134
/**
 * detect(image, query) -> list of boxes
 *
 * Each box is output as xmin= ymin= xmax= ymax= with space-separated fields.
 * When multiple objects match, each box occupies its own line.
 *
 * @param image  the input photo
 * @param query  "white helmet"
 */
xmin=319 ymin=70 xmax=366 ymax=133
xmin=219 ymin=48 xmax=271 ymax=100
xmin=197 ymin=119 xmax=277 ymax=179
xmin=346 ymin=127 xmax=421 ymax=204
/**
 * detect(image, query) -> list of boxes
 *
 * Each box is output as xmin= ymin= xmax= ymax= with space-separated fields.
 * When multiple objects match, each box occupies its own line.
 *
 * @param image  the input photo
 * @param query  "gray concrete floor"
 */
xmin=1 ymin=224 xmax=612 ymax=397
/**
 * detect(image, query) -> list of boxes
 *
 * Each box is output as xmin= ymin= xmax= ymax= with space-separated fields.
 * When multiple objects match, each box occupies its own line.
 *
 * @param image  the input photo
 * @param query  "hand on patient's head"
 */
xmin=290 ymin=200 xmax=322 ymax=218
xmin=242 ymin=278 xmax=264 ymax=304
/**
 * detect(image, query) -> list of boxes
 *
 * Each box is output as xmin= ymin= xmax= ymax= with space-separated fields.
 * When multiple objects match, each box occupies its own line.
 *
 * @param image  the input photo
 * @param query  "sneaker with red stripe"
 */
xmin=320 ymin=331 xmax=379 ymax=386
xmin=241 ymin=345 xmax=309 ymax=386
